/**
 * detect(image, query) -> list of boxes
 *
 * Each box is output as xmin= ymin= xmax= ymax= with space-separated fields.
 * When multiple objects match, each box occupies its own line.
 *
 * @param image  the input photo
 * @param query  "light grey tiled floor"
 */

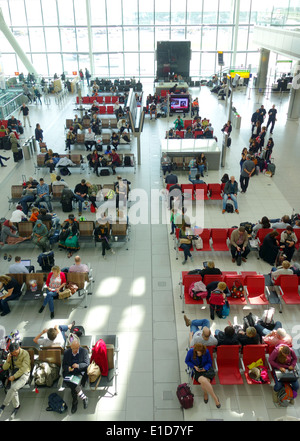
xmin=0 ymin=81 xmax=300 ymax=421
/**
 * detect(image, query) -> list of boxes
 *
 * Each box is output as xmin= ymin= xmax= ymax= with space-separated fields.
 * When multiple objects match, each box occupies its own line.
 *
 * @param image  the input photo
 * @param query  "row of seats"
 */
xmin=34 ymin=153 xmax=85 ymax=174
xmin=76 ymin=96 xmax=120 ymax=104
xmin=166 ymin=183 xmax=224 ymax=201
xmin=180 ymin=271 xmax=300 ymax=313
xmin=7 ymin=270 xmax=92 ymax=309
xmin=187 ymin=344 xmax=273 ymax=387
xmin=19 ymin=334 xmax=118 ymax=396
xmin=166 ymin=129 xmax=214 ymax=139
xmin=65 ymin=118 xmax=118 ymax=130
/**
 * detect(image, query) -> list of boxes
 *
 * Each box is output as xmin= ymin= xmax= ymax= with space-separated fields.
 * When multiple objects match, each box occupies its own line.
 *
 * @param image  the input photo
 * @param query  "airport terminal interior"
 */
xmin=0 ymin=0 xmax=300 ymax=422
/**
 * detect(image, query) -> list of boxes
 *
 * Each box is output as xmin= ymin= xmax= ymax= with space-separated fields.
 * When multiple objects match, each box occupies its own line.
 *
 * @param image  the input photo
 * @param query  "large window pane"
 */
xmin=123 ymin=27 xmax=138 ymax=51
xmin=60 ymin=28 xmax=77 ymax=52
xmin=236 ymin=26 xmax=249 ymax=51
xmin=202 ymin=27 xmax=217 ymax=51
xmin=109 ymin=53 xmax=123 ymax=76
xmin=44 ymin=28 xmax=61 ymax=52
xmin=171 ymin=27 xmax=185 ymax=41
xmin=190 ymin=52 xmax=200 ymax=77
xmin=32 ymin=54 xmax=48 ymax=75
xmin=29 ymin=28 xmax=46 ymax=52
xmin=239 ymin=0 xmax=251 ymax=24
xmin=106 ymin=0 xmax=122 ymax=25
xmin=234 ymin=52 xmax=247 ymax=69
xmin=9 ymin=0 xmax=27 ymax=25
xmin=187 ymin=27 xmax=201 ymax=51
xmin=41 ymin=0 xmax=58 ymax=25
xmin=47 ymin=54 xmax=63 ymax=76
xmin=63 ymin=53 xmax=78 ymax=75
xmin=76 ymin=28 xmax=89 ymax=52
xmin=140 ymin=53 xmax=154 ymax=76
xmin=218 ymin=0 xmax=235 ymax=24
xmin=139 ymin=0 xmax=154 ymax=25
xmin=171 ymin=0 xmax=186 ymax=25
xmin=123 ymin=0 xmax=138 ymax=25
xmin=12 ymin=28 xmax=30 ymax=52
xmin=155 ymin=26 xmax=170 ymax=45
xmin=139 ymin=27 xmax=154 ymax=51
xmin=78 ymin=54 xmax=90 ymax=73
xmin=107 ymin=28 xmax=122 ymax=52
xmin=187 ymin=0 xmax=202 ymax=25
xmin=92 ymin=28 xmax=108 ymax=52
xmin=246 ymin=53 xmax=260 ymax=71
xmin=94 ymin=54 xmax=109 ymax=77
xmin=90 ymin=0 xmax=106 ymax=25
xmin=57 ymin=0 xmax=75 ymax=26
xmin=155 ymin=0 xmax=170 ymax=25
xmin=201 ymin=52 xmax=216 ymax=76
xmin=1 ymin=54 xmax=17 ymax=75
xmin=203 ymin=0 xmax=218 ymax=24
xmin=74 ymin=0 xmax=87 ymax=25
xmin=124 ymin=53 xmax=139 ymax=76
xmin=25 ymin=0 xmax=42 ymax=25
xmin=0 ymin=0 xmax=11 ymax=26
xmin=217 ymin=26 xmax=233 ymax=51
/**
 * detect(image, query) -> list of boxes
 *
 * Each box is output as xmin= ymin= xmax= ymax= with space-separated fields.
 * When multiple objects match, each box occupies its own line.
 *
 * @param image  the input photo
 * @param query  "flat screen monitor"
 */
xmin=170 ymin=94 xmax=190 ymax=114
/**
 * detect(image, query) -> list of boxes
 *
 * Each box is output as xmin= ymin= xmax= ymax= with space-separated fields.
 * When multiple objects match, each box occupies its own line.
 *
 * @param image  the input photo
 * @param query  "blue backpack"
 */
xmin=46 ymin=393 xmax=68 ymax=414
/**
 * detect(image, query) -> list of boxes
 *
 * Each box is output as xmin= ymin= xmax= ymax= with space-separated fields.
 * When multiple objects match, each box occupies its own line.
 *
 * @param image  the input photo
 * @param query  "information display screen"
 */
xmin=170 ymin=94 xmax=190 ymax=113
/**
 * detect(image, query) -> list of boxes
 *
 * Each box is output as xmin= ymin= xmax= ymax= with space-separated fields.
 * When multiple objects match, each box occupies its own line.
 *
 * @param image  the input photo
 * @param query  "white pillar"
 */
xmin=231 ymin=0 xmax=240 ymax=68
xmin=86 ymin=0 xmax=94 ymax=76
xmin=0 ymin=7 xmax=39 ymax=79
xmin=257 ymin=48 xmax=270 ymax=90
xmin=287 ymin=61 xmax=300 ymax=121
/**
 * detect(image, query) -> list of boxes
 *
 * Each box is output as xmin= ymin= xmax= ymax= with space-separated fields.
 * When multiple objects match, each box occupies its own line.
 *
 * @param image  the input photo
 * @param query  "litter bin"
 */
xmin=22 ymin=142 xmax=31 ymax=160
xmin=234 ymin=114 xmax=241 ymax=130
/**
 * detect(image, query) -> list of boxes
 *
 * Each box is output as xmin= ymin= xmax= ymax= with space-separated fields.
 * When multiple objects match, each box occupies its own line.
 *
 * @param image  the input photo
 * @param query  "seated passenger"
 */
xmin=38 ymin=265 xmax=66 ymax=319
xmin=272 ymin=215 xmax=291 ymax=230
xmin=230 ymin=226 xmax=250 ymax=263
xmin=32 ymin=220 xmax=50 ymax=253
xmin=10 ymin=205 xmax=28 ymax=223
xmin=259 ymin=230 xmax=281 ymax=265
xmin=58 ymin=214 xmax=80 ymax=258
xmin=199 ymin=261 xmax=222 ymax=278
xmin=33 ymin=322 xmax=75 ymax=348
xmin=214 ymin=324 xmax=240 ymax=346
xmin=252 ymin=216 xmax=271 ymax=237
xmin=0 ymin=220 xmax=29 ymax=246
xmin=280 ymin=226 xmax=297 ymax=261
xmin=0 ymin=275 xmax=22 ymax=317
xmin=269 ymin=344 xmax=299 ymax=394
xmin=271 ymin=260 xmax=294 ymax=283
xmin=69 ymin=256 xmax=89 ymax=273
xmin=222 ymin=175 xmax=239 ymax=214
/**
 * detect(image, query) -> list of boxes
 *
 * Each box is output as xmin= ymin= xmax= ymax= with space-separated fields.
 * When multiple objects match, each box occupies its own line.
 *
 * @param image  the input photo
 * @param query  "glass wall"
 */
xmin=0 ymin=0 xmax=299 ymax=79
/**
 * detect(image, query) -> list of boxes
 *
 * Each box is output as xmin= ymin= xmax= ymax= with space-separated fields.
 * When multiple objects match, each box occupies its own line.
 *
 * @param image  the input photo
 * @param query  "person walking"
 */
xmin=266 ymin=104 xmax=277 ymax=134
xmin=239 ymin=155 xmax=255 ymax=194
xmin=19 ymin=103 xmax=31 ymax=128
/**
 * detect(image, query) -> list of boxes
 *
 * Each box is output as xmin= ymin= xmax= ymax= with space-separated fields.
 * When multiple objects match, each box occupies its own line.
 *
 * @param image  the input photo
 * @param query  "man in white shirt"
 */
xmin=33 ymin=322 xmax=75 ymax=348
xmin=84 ymin=128 xmax=96 ymax=151
xmin=68 ymin=256 xmax=89 ymax=273
xmin=190 ymin=326 xmax=218 ymax=347
xmin=9 ymin=256 xmax=29 ymax=274
xmin=52 ymin=175 xmax=69 ymax=188
xmin=271 ymin=260 xmax=294 ymax=282
xmin=10 ymin=206 xmax=28 ymax=223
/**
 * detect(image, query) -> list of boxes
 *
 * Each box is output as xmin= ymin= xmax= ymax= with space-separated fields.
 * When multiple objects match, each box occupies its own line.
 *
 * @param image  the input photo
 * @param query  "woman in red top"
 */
xmin=38 ymin=265 xmax=66 ymax=319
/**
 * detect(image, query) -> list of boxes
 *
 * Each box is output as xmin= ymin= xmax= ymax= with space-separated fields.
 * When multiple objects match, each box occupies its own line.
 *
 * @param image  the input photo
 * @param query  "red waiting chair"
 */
xmin=240 ymin=271 xmax=258 ymax=284
xmin=181 ymin=274 xmax=204 ymax=313
xmin=211 ymin=228 xmax=229 ymax=251
xmin=194 ymin=228 xmax=212 ymax=251
xmin=194 ymin=184 xmax=209 ymax=201
xmin=175 ymin=130 xmax=184 ymax=139
xmin=82 ymin=96 xmax=89 ymax=104
xmin=257 ymin=229 xmax=274 ymax=248
xmin=184 ymin=120 xmax=193 ymax=129
xmin=244 ymin=275 xmax=269 ymax=305
xmin=107 ymin=105 xmax=114 ymax=114
xmin=203 ymin=274 xmax=224 ymax=285
xmin=104 ymin=96 xmax=111 ymax=104
xmin=208 ymin=184 xmax=223 ymax=200
xmin=99 ymin=106 xmax=106 ymax=114
xmin=194 ymin=130 xmax=203 ymax=138
xmin=111 ymin=96 xmax=118 ymax=103
xmin=223 ymin=275 xmax=247 ymax=305
xmin=216 ymin=345 xmax=243 ymax=385
xmin=241 ymin=345 xmax=270 ymax=385
xmin=276 ymin=275 xmax=300 ymax=305
xmin=96 ymin=96 xmax=103 ymax=104
xmin=181 ymin=184 xmax=194 ymax=201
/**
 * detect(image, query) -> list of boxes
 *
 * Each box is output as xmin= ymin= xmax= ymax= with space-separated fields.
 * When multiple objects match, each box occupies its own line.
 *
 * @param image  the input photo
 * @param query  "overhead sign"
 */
xmin=230 ymin=69 xmax=250 ymax=79
xmin=218 ymin=51 xmax=224 ymax=66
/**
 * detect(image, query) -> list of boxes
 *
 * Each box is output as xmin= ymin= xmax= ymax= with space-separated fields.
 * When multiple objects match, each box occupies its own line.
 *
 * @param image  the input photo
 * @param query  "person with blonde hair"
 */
xmin=271 ymin=260 xmax=293 ymax=282
xmin=209 ymin=282 xmax=227 ymax=320
xmin=38 ymin=265 xmax=66 ymax=319
xmin=269 ymin=344 xmax=299 ymax=393
xmin=185 ymin=343 xmax=220 ymax=408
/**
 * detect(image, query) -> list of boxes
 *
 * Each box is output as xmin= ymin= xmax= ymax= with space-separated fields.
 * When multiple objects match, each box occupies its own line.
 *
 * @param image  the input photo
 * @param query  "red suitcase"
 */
xmin=176 ymin=383 xmax=194 ymax=409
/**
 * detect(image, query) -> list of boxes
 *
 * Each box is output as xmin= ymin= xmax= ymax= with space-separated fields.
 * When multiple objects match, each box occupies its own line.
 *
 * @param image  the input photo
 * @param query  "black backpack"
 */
xmin=227 ymin=137 xmax=232 ymax=147
xmin=124 ymin=156 xmax=131 ymax=166
xmin=46 ymin=393 xmax=68 ymax=414
xmin=226 ymin=202 xmax=234 ymax=213
xmin=240 ymin=222 xmax=253 ymax=235
xmin=100 ymin=169 xmax=110 ymax=176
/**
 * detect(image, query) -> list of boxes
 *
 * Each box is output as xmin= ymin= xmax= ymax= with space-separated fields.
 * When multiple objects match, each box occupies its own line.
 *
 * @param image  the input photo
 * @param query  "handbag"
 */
xmin=58 ymin=289 xmax=71 ymax=300
xmin=87 ymin=361 xmax=101 ymax=389
xmin=179 ymin=238 xmax=191 ymax=245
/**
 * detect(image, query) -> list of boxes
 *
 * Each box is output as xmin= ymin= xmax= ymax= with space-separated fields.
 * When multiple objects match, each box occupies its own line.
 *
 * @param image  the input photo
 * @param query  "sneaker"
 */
xmin=38 ymin=306 xmax=45 ymax=313
xmin=184 ymin=315 xmax=191 ymax=327
xmin=83 ymin=397 xmax=89 ymax=409
xmin=182 ymin=260 xmax=187 ymax=265
xmin=110 ymin=249 xmax=115 ymax=255
xmin=232 ymin=258 xmax=236 ymax=263
xmin=10 ymin=406 xmax=20 ymax=419
xmin=71 ymin=400 xmax=78 ymax=414
xmin=222 ymin=209 xmax=226 ymax=214
xmin=235 ymin=209 xmax=239 ymax=214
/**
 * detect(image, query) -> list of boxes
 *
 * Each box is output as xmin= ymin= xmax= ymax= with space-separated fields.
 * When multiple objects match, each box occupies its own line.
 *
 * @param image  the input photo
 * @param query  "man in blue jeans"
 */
xmin=222 ymin=175 xmax=239 ymax=214
xmin=33 ymin=321 xmax=75 ymax=348
xmin=184 ymin=315 xmax=217 ymax=346
xmin=73 ymin=179 xmax=88 ymax=216
xmin=35 ymin=178 xmax=52 ymax=212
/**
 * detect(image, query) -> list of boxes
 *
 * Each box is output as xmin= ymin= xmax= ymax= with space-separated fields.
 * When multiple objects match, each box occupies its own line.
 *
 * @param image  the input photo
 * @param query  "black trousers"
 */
xmin=240 ymin=175 xmax=250 ymax=193
xmin=231 ymin=245 xmax=250 ymax=259
xmin=266 ymin=118 xmax=275 ymax=133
